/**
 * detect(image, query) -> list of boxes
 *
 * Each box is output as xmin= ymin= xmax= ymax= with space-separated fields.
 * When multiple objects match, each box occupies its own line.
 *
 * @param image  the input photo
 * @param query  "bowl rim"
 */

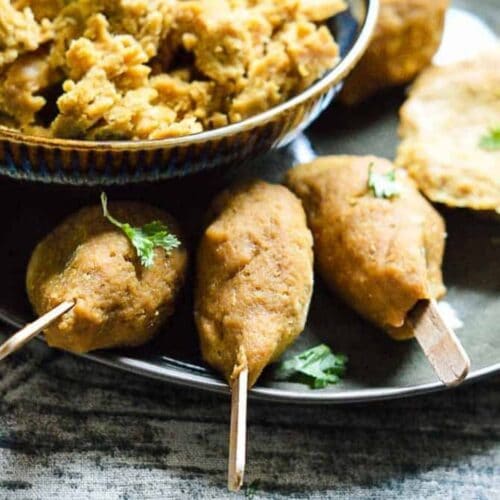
xmin=0 ymin=0 xmax=379 ymax=151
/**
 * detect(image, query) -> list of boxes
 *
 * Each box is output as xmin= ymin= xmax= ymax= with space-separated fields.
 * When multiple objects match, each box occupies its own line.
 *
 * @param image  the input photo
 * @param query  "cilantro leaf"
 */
xmin=101 ymin=193 xmax=180 ymax=268
xmin=274 ymin=344 xmax=347 ymax=389
xmin=479 ymin=126 xmax=500 ymax=151
xmin=245 ymin=480 xmax=260 ymax=499
xmin=368 ymin=164 xmax=401 ymax=199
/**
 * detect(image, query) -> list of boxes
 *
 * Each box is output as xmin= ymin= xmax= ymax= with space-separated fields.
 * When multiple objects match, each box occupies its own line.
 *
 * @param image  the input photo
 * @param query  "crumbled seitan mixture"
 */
xmin=0 ymin=0 xmax=346 ymax=140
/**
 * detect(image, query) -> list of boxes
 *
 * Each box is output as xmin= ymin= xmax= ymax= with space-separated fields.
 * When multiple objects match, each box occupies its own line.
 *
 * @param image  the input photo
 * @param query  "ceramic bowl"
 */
xmin=0 ymin=0 xmax=378 ymax=185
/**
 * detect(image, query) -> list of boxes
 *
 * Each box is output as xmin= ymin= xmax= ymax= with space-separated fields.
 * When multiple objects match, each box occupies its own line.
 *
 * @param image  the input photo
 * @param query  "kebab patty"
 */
xmin=26 ymin=202 xmax=188 ymax=353
xmin=195 ymin=181 xmax=314 ymax=387
xmin=286 ymin=155 xmax=446 ymax=340
xmin=396 ymin=48 xmax=500 ymax=213
xmin=340 ymin=0 xmax=448 ymax=105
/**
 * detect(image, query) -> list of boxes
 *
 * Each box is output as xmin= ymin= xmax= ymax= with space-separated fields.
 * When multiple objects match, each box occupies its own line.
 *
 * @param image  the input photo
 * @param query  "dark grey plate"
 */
xmin=0 ymin=2 xmax=498 ymax=403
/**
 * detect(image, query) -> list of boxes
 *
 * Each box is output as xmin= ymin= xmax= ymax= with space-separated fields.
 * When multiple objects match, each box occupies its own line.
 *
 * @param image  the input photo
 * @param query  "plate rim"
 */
xmin=0 ymin=311 xmax=498 ymax=404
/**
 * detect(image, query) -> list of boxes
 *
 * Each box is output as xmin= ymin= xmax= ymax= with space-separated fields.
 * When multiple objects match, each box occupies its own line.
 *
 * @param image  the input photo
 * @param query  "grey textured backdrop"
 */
xmin=0 ymin=339 xmax=499 ymax=499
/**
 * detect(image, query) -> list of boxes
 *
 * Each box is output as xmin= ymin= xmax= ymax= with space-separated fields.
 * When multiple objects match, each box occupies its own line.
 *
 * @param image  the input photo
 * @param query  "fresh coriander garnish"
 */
xmin=101 ymin=192 xmax=180 ymax=268
xmin=274 ymin=344 xmax=347 ymax=389
xmin=245 ymin=480 xmax=260 ymax=499
xmin=478 ymin=126 xmax=500 ymax=151
xmin=368 ymin=163 xmax=401 ymax=199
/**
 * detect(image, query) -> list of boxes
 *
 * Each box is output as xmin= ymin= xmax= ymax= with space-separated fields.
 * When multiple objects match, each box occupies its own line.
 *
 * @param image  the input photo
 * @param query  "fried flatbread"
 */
xmin=396 ymin=48 xmax=500 ymax=214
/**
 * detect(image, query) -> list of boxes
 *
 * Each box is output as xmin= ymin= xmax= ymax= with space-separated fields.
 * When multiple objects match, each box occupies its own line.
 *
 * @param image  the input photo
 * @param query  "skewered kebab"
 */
xmin=286 ymin=155 xmax=470 ymax=384
xmin=340 ymin=0 xmax=448 ymax=105
xmin=195 ymin=180 xmax=314 ymax=490
xmin=0 ymin=196 xmax=188 ymax=359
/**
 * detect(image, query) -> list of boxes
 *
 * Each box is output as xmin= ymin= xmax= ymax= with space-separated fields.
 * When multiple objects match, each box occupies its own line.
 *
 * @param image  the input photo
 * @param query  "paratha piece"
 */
xmin=396 ymin=48 xmax=500 ymax=214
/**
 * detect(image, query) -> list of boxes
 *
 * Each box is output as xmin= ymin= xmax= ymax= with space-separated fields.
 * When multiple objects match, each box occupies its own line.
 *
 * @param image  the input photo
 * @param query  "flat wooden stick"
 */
xmin=0 ymin=300 xmax=75 ymax=361
xmin=407 ymin=299 xmax=470 ymax=387
xmin=228 ymin=367 xmax=248 ymax=492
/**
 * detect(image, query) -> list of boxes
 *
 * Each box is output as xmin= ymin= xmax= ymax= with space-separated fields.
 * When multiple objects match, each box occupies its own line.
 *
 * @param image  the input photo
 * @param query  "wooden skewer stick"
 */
xmin=228 ymin=367 xmax=248 ymax=492
xmin=407 ymin=299 xmax=470 ymax=387
xmin=0 ymin=300 xmax=75 ymax=361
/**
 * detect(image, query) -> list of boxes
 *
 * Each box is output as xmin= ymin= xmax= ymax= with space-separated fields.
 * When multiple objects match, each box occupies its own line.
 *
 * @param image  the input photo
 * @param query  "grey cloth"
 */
xmin=0 ymin=337 xmax=499 ymax=499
